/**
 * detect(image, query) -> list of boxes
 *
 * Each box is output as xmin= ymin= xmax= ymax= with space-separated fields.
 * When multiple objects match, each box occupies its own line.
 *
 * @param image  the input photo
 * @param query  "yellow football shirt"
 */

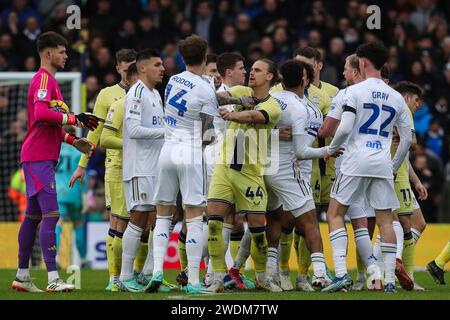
xmin=101 ymin=97 xmax=125 ymax=181
xmin=392 ymin=108 xmax=415 ymax=182
xmin=219 ymin=85 xmax=281 ymax=177
xmin=78 ymin=83 xmax=127 ymax=168
xmin=319 ymin=81 xmax=339 ymax=102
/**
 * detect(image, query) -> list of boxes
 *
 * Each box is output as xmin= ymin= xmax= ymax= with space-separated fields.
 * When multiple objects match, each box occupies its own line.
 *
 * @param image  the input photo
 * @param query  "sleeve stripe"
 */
xmin=40 ymin=73 xmax=48 ymax=89
xmin=134 ymin=83 xmax=142 ymax=97
xmin=138 ymin=85 xmax=144 ymax=98
xmin=103 ymin=125 xmax=118 ymax=132
xmin=343 ymin=105 xmax=356 ymax=113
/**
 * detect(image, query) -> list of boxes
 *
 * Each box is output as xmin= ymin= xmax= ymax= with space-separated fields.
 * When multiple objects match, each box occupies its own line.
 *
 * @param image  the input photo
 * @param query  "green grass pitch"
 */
xmin=1 ymin=269 xmax=449 ymax=300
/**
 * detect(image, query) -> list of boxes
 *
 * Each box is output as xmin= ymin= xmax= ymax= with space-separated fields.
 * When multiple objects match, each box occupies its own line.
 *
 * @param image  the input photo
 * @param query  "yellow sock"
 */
xmin=356 ymin=248 xmax=365 ymax=274
xmin=208 ymin=217 xmax=227 ymax=273
xmin=134 ymin=236 xmax=148 ymax=273
xmin=435 ymin=241 xmax=450 ymax=269
xmin=249 ymin=227 xmax=268 ymax=274
xmin=279 ymin=229 xmax=293 ymax=271
xmin=178 ymin=231 xmax=188 ymax=270
xmin=293 ymin=231 xmax=300 ymax=261
xmin=298 ymin=236 xmax=311 ymax=275
xmin=106 ymin=230 xmax=115 ymax=279
xmin=112 ymin=233 xmax=122 ymax=277
xmin=402 ymin=232 xmax=415 ymax=275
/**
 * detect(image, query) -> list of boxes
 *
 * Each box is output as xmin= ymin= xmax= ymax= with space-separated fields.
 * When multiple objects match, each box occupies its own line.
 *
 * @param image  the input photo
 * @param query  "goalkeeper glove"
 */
xmin=63 ymin=113 xmax=102 ymax=130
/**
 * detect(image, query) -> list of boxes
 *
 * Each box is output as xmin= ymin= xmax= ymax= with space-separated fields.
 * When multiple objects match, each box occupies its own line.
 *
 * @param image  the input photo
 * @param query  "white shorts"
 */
xmin=265 ymin=161 xmax=314 ymax=213
xmin=124 ymin=176 xmax=156 ymax=212
xmin=331 ymin=172 xmax=400 ymax=211
xmin=153 ymin=142 xmax=207 ymax=207
xmin=334 ymin=169 xmax=375 ymax=219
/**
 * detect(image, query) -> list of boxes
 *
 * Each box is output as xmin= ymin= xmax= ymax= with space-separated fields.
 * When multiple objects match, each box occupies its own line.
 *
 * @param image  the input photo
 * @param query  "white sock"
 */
xmin=206 ymin=222 xmax=233 ymax=274
xmin=311 ymin=252 xmax=326 ymax=277
xmin=392 ymin=221 xmax=404 ymax=260
xmin=152 ymin=215 xmax=172 ymax=275
xmin=380 ymin=242 xmax=397 ymax=285
xmin=373 ymin=235 xmax=384 ymax=273
xmin=48 ymin=270 xmax=59 ymax=283
xmin=186 ymin=216 xmax=204 ymax=286
xmin=233 ymin=228 xmax=251 ymax=270
xmin=142 ymin=230 xmax=154 ymax=276
xmin=329 ymin=228 xmax=348 ymax=278
xmin=266 ymin=247 xmax=278 ymax=273
xmin=354 ymin=228 xmax=376 ymax=268
xmin=411 ymin=228 xmax=421 ymax=245
xmin=120 ymin=223 xmax=143 ymax=281
xmin=17 ymin=268 xmax=30 ymax=280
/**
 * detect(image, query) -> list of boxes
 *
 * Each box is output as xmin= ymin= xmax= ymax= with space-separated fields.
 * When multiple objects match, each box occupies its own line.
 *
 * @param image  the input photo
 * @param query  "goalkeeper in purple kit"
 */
xmin=12 ymin=31 xmax=101 ymax=293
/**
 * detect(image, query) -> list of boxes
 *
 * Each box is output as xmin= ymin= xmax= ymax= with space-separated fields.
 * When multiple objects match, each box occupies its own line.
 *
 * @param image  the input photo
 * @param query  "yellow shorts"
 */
xmin=208 ymin=164 xmax=267 ymax=214
xmin=394 ymin=180 xmax=414 ymax=216
xmin=105 ymin=179 xmax=129 ymax=220
xmin=311 ymin=160 xmax=321 ymax=204
xmin=320 ymin=174 xmax=335 ymax=206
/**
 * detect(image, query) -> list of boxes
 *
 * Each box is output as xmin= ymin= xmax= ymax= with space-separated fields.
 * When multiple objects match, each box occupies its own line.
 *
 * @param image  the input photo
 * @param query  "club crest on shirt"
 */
xmin=38 ymin=89 xmax=47 ymax=99
xmin=313 ymin=96 xmax=319 ymax=105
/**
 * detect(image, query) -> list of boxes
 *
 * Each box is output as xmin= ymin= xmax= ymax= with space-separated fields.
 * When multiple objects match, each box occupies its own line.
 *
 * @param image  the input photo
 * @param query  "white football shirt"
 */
xmin=339 ymin=77 xmax=411 ymax=178
xmin=123 ymin=80 xmax=164 ymax=180
xmin=163 ymin=71 xmax=219 ymax=147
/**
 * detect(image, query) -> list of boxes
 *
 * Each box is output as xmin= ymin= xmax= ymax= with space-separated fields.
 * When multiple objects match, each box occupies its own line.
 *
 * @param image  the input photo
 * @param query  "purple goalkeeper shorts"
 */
xmin=22 ymin=160 xmax=59 ymax=215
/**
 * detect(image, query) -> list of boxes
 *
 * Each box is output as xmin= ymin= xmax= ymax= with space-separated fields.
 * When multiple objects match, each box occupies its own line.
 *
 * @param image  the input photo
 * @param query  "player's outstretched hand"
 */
xmin=69 ymin=166 xmax=86 ymax=188
xmin=220 ymin=106 xmax=233 ymax=120
xmin=279 ymin=127 xmax=292 ymax=141
xmin=239 ymin=96 xmax=255 ymax=109
xmin=415 ymin=181 xmax=428 ymax=201
xmin=331 ymin=147 xmax=345 ymax=158
xmin=67 ymin=113 xmax=103 ymax=130
xmin=74 ymin=138 xmax=95 ymax=158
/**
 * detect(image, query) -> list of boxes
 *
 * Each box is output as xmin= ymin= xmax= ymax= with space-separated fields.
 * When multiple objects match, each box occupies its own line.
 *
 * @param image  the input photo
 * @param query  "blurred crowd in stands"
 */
xmin=0 ymin=0 xmax=449 ymax=221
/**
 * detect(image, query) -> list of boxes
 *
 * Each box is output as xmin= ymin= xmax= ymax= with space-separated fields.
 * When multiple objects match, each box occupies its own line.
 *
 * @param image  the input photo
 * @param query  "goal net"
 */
xmin=0 ymin=72 xmax=81 ymax=269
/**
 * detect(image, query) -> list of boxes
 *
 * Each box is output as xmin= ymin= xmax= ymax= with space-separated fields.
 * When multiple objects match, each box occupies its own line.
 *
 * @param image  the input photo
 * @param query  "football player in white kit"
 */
xmin=150 ymin=36 xmax=252 ymax=294
xmin=319 ymin=54 xmax=381 ymax=291
xmin=266 ymin=60 xmax=339 ymax=291
xmin=119 ymin=49 xmax=165 ymax=292
xmin=322 ymin=43 xmax=412 ymax=293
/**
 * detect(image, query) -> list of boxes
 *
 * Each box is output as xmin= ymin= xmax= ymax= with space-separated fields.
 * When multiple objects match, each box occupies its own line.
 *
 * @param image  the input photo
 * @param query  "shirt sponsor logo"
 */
xmin=366 ymin=140 xmax=382 ymax=149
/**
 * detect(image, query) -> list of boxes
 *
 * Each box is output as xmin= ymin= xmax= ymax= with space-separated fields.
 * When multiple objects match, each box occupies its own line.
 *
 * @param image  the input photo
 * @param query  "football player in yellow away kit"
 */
xmin=204 ymin=59 xmax=281 ymax=293
xmin=69 ymin=49 xmax=139 ymax=290
xmin=372 ymin=81 xmax=428 ymax=291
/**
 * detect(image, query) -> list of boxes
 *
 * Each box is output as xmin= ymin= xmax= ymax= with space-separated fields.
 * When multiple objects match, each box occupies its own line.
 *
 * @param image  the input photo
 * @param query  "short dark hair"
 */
xmin=356 ymin=42 xmax=388 ymax=70
xmin=303 ymin=62 xmax=315 ymax=85
xmin=293 ymin=47 xmax=321 ymax=62
xmin=136 ymin=49 xmax=160 ymax=64
xmin=380 ymin=65 xmax=390 ymax=81
xmin=258 ymin=58 xmax=278 ymax=86
xmin=126 ymin=63 xmax=138 ymax=81
xmin=280 ymin=60 xmax=305 ymax=88
xmin=115 ymin=48 xmax=137 ymax=64
xmin=36 ymin=31 xmax=67 ymax=53
xmin=206 ymin=53 xmax=217 ymax=65
xmin=392 ymin=81 xmax=424 ymax=98
xmin=179 ymin=35 xmax=208 ymax=66
xmin=217 ymin=52 xmax=244 ymax=77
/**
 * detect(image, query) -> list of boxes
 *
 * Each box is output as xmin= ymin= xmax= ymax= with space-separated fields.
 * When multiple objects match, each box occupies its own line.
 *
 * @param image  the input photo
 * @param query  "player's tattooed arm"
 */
xmin=216 ymin=92 xmax=254 ymax=109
